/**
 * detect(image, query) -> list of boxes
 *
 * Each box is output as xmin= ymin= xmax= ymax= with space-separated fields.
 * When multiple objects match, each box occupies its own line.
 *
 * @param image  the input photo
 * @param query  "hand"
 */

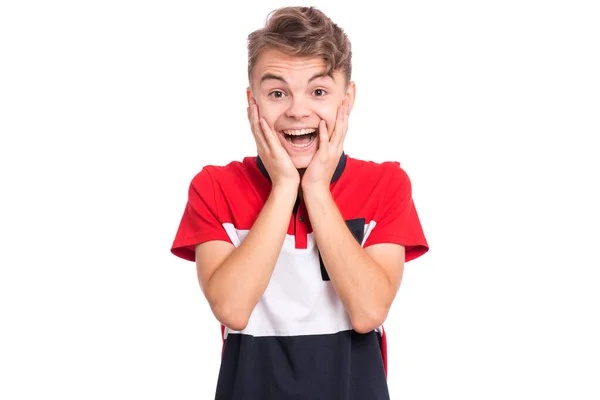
xmin=301 ymin=99 xmax=350 ymax=191
xmin=248 ymin=98 xmax=300 ymax=189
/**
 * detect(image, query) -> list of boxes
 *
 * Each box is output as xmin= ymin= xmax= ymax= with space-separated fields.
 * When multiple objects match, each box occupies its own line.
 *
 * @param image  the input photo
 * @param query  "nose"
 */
xmin=285 ymin=96 xmax=312 ymax=120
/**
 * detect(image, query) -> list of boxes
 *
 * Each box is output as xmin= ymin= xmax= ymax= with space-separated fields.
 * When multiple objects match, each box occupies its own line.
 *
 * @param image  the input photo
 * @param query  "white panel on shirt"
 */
xmin=221 ymin=222 xmax=382 ymax=338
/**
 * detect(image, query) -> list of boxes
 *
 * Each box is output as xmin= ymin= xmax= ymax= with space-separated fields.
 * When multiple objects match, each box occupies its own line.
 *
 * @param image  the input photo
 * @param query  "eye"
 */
xmin=313 ymin=88 xmax=327 ymax=97
xmin=268 ymin=90 xmax=286 ymax=99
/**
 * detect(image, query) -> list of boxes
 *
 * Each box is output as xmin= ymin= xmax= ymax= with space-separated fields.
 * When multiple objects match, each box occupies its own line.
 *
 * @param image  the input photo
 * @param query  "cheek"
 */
xmin=257 ymin=101 xmax=283 ymax=128
xmin=316 ymin=100 xmax=343 ymax=130
xmin=317 ymin=110 xmax=338 ymax=133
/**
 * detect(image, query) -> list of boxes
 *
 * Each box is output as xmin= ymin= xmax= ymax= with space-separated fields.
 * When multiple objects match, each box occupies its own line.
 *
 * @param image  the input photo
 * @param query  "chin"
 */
xmin=290 ymin=153 xmax=314 ymax=170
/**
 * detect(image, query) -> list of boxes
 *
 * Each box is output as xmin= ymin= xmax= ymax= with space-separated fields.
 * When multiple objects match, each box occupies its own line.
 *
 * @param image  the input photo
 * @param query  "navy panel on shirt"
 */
xmin=216 ymin=331 xmax=389 ymax=400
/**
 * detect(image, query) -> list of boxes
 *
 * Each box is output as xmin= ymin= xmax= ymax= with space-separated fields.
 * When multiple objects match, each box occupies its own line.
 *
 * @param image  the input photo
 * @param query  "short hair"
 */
xmin=247 ymin=6 xmax=352 ymax=85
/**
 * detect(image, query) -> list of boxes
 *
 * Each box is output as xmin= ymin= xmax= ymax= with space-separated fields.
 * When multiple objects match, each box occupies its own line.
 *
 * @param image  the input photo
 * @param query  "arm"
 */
xmin=192 ymin=96 xmax=301 ymax=331
xmin=298 ymin=99 xmax=427 ymax=333
xmin=195 ymin=183 xmax=297 ymax=331
xmin=303 ymin=187 xmax=405 ymax=334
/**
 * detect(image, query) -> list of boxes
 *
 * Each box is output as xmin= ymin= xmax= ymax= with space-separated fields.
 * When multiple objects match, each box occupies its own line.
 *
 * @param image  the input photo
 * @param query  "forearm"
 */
xmin=206 ymin=184 xmax=297 ymax=329
xmin=303 ymin=186 xmax=393 ymax=333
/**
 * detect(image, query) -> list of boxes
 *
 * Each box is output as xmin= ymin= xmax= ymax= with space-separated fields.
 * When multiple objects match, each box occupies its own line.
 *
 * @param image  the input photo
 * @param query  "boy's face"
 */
xmin=248 ymin=48 xmax=356 ymax=169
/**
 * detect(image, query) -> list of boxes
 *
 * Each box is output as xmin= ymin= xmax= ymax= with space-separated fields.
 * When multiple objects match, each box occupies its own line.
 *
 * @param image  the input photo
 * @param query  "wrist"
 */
xmin=271 ymin=180 xmax=299 ymax=197
xmin=301 ymin=180 xmax=330 ymax=196
xmin=301 ymin=183 xmax=331 ymax=203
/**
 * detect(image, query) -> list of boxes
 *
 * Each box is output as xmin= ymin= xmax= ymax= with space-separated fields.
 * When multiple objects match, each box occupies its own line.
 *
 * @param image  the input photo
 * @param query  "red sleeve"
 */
xmin=170 ymin=168 xmax=232 ymax=262
xmin=363 ymin=163 xmax=429 ymax=262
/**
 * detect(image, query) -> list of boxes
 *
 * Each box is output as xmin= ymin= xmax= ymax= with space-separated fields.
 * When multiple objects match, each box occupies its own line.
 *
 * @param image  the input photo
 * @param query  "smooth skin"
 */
xmin=195 ymin=49 xmax=405 ymax=333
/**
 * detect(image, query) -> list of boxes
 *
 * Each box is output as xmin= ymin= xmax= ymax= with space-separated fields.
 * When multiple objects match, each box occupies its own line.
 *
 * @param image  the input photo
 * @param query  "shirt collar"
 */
xmin=256 ymin=152 xmax=347 ymax=184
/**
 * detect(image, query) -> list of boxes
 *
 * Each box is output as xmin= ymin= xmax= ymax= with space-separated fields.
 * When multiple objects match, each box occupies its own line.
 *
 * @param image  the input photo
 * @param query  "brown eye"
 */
xmin=313 ymin=89 xmax=327 ymax=97
xmin=269 ymin=90 xmax=285 ymax=98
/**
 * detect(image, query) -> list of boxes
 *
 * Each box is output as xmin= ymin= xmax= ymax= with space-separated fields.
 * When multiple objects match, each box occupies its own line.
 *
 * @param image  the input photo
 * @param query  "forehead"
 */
xmin=253 ymin=48 xmax=330 ymax=82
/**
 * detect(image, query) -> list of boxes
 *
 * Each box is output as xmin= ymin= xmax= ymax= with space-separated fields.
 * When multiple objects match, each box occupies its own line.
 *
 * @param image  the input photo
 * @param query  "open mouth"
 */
xmin=281 ymin=128 xmax=318 ymax=148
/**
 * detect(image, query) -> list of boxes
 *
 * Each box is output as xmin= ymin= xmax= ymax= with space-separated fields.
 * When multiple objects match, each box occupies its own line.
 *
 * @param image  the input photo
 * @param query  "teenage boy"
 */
xmin=171 ymin=6 xmax=429 ymax=399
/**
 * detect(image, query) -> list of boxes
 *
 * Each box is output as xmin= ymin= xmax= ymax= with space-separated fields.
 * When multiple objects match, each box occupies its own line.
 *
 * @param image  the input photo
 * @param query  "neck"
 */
xmin=297 ymin=168 xmax=305 ymax=198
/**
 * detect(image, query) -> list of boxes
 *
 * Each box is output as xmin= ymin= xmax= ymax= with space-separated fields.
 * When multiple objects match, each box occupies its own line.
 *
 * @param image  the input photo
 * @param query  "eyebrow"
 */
xmin=260 ymin=71 xmax=334 ymax=85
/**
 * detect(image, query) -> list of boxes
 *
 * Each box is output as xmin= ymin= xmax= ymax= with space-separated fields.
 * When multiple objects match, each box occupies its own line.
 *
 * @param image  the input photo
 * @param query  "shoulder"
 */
xmin=189 ymin=157 xmax=257 ymax=187
xmin=345 ymin=156 xmax=411 ymax=186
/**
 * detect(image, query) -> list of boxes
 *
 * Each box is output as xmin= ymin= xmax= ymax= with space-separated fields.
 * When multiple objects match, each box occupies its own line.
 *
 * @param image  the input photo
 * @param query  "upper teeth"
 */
xmin=283 ymin=128 xmax=317 ymax=136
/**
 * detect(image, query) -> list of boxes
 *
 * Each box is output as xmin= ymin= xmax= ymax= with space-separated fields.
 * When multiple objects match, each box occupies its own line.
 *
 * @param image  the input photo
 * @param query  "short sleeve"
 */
xmin=363 ymin=163 xmax=429 ymax=262
xmin=170 ymin=168 xmax=232 ymax=262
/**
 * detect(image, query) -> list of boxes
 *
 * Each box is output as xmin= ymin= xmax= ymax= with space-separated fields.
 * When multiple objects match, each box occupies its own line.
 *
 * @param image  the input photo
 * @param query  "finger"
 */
xmin=340 ymin=102 xmax=350 ymax=144
xmin=259 ymin=118 xmax=283 ymax=152
xmin=317 ymin=119 xmax=328 ymax=154
xmin=330 ymin=101 xmax=348 ymax=148
xmin=249 ymin=103 xmax=268 ymax=151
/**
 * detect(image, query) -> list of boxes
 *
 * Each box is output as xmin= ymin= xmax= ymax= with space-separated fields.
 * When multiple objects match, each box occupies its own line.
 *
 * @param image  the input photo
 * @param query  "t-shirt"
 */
xmin=171 ymin=153 xmax=429 ymax=399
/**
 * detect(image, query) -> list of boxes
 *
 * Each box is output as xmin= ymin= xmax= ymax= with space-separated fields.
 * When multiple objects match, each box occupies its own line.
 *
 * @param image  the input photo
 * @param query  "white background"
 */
xmin=1 ymin=0 xmax=599 ymax=399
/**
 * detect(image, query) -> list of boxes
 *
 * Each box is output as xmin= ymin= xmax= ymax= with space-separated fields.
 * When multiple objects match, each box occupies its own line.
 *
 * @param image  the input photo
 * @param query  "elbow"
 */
xmin=222 ymin=316 xmax=249 ymax=332
xmin=210 ymin=301 xmax=250 ymax=332
xmin=205 ymin=284 xmax=251 ymax=331
xmin=351 ymin=307 xmax=389 ymax=334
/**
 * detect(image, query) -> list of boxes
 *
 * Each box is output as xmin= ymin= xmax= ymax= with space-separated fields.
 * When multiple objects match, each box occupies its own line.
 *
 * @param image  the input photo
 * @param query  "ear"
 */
xmin=345 ymin=81 xmax=356 ymax=112
xmin=246 ymin=87 xmax=253 ymax=105
xmin=246 ymin=87 xmax=253 ymax=123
